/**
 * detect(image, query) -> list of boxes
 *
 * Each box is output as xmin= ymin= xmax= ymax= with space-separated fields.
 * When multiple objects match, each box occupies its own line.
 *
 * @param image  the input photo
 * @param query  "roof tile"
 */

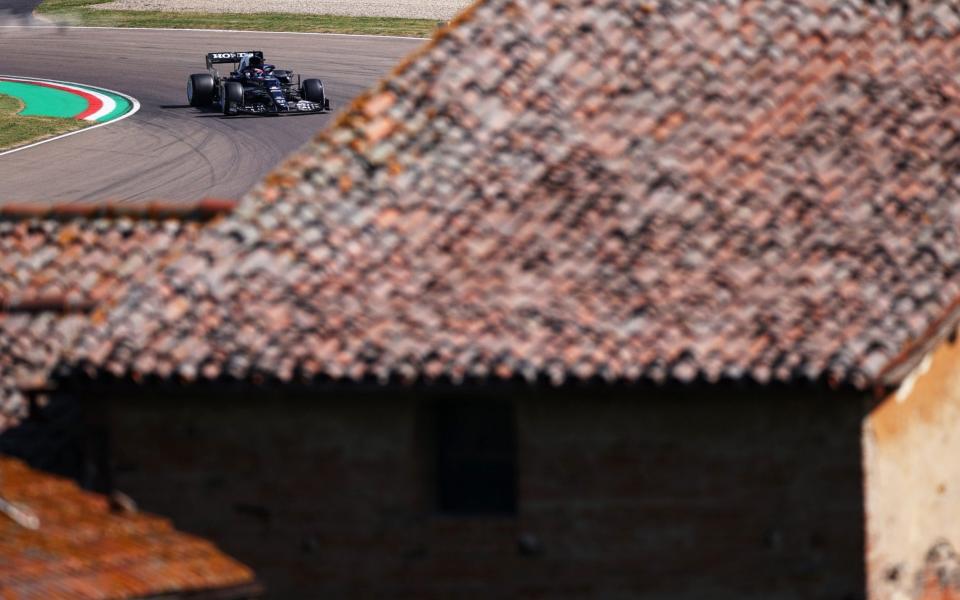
xmin=0 ymin=457 xmax=254 ymax=599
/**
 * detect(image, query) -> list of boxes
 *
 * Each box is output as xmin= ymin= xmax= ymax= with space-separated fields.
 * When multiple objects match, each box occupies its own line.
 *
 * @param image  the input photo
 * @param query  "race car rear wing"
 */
xmin=205 ymin=50 xmax=264 ymax=70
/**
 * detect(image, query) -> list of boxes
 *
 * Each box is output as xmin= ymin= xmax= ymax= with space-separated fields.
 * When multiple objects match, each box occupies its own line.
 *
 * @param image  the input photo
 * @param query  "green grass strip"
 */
xmin=0 ymin=94 xmax=89 ymax=152
xmin=38 ymin=0 xmax=440 ymax=37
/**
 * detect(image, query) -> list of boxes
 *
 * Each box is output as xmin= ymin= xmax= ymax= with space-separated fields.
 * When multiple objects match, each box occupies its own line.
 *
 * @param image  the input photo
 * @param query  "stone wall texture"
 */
xmin=865 ymin=333 xmax=960 ymax=600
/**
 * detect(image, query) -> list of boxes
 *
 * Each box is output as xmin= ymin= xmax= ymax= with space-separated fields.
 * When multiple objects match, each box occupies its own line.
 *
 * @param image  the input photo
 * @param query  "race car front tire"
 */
xmin=222 ymin=81 xmax=244 ymax=115
xmin=302 ymin=79 xmax=325 ymax=106
xmin=187 ymin=73 xmax=215 ymax=107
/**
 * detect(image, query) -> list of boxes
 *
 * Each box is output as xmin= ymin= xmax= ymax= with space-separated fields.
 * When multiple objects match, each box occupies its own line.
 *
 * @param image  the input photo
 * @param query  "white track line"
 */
xmin=44 ymin=81 xmax=117 ymax=121
xmin=0 ymin=24 xmax=429 ymax=40
xmin=0 ymin=75 xmax=140 ymax=158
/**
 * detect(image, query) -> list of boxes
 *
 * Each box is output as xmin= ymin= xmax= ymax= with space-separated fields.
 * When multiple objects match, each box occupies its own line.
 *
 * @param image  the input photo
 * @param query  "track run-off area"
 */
xmin=0 ymin=25 xmax=423 ymax=202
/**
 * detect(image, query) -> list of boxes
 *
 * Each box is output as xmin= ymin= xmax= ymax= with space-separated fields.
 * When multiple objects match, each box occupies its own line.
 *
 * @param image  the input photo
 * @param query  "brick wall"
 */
xmin=516 ymin=389 xmax=866 ymax=599
xmin=87 ymin=384 xmax=867 ymax=599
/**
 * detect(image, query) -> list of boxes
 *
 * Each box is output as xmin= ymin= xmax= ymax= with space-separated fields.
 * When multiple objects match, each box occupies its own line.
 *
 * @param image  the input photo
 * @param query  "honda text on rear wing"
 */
xmin=205 ymin=51 xmax=263 ymax=70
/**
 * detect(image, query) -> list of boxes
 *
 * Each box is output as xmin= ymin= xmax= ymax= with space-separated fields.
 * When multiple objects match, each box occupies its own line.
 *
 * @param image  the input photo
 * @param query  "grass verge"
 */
xmin=0 ymin=94 xmax=89 ymax=152
xmin=37 ymin=0 xmax=439 ymax=37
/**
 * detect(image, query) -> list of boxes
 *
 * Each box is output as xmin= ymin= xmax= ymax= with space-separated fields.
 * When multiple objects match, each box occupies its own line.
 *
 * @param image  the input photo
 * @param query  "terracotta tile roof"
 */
xmin=0 ymin=456 xmax=256 ymax=599
xmin=9 ymin=0 xmax=960 ymax=395
xmin=0 ymin=201 xmax=235 ymax=426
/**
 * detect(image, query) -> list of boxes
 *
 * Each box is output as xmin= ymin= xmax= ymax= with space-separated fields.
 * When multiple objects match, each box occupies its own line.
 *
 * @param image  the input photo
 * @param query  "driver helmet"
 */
xmin=248 ymin=55 xmax=264 ymax=71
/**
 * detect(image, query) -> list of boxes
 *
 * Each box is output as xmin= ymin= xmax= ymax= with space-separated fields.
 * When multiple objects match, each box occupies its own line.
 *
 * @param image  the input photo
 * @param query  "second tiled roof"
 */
xmin=0 ymin=456 xmax=256 ymax=599
xmin=0 ymin=201 xmax=234 ymax=424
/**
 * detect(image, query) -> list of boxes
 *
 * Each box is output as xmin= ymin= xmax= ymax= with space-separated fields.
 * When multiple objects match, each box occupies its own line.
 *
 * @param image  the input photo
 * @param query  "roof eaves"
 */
xmin=136 ymin=580 xmax=264 ymax=600
xmin=876 ymin=294 xmax=960 ymax=391
xmin=0 ymin=197 xmax=236 ymax=222
xmin=0 ymin=293 xmax=96 ymax=315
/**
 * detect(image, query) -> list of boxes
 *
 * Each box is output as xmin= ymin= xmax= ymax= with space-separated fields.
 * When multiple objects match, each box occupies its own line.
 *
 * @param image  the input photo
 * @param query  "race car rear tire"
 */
xmin=302 ymin=79 xmax=325 ymax=106
xmin=222 ymin=81 xmax=243 ymax=115
xmin=187 ymin=73 xmax=214 ymax=107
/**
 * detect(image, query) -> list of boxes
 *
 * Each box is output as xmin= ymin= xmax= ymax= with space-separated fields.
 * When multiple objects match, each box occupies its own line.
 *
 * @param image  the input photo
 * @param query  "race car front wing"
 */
xmin=233 ymin=99 xmax=330 ymax=114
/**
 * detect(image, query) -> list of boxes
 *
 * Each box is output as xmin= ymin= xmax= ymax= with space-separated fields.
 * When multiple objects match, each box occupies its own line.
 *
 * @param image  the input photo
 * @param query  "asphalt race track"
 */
xmin=0 ymin=26 xmax=422 ymax=202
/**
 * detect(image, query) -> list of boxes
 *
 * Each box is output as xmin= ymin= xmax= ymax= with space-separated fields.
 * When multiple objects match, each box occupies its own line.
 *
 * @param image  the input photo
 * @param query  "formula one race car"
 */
xmin=187 ymin=50 xmax=331 ymax=116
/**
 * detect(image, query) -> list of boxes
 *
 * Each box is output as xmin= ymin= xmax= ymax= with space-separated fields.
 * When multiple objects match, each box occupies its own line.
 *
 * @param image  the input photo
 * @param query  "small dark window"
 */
xmin=435 ymin=398 xmax=517 ymax=515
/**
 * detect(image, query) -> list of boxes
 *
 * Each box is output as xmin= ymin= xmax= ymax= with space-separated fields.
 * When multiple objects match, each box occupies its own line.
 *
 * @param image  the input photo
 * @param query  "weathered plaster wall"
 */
xmin=865 ymin=333 xmax=960 ymax=600
xmin=85 ymin=385 xmax=866 ymax=599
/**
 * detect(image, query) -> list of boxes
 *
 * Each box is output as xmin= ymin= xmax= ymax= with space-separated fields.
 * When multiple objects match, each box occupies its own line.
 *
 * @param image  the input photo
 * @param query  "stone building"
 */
xmin=4 ymin=0 xmax=960 ymax=598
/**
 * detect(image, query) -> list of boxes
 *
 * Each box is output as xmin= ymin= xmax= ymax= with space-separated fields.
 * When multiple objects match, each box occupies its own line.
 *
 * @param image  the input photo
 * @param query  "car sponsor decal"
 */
xmin=211 ymin=52 xmax=253 ymax=59
xmin=0 ymin=76 xmax=134 ymax=123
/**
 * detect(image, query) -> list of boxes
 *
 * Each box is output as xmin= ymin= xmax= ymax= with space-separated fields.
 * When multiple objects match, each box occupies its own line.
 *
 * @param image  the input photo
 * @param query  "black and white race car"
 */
xmin=187 ymin=50 xmax=331 ymax=116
